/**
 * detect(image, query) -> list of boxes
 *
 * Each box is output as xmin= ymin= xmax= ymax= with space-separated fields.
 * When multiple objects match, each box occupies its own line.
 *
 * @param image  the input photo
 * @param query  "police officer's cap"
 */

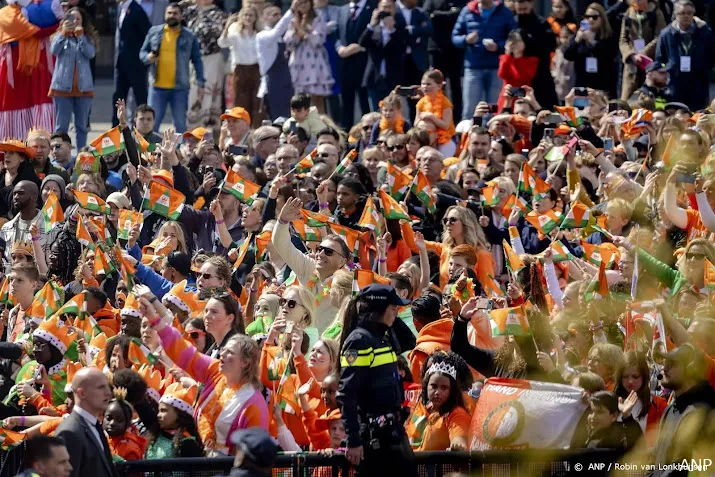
xmin=358 ymin=284 xmax=411 ymax=307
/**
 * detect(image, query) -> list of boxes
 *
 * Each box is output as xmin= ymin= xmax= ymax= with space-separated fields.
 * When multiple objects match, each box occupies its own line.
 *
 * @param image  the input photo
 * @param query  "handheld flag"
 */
xmin=294 ymin=149 xmax=318 ymax=174
xmin=73 ymin=190 xmax=110 ymax=215
xmin=357 ymin=196 xmax=383 ymax=236
xmin=255 ymin=230 xmax=272 ymax=263
xmin=584 ymin=262 xmax=610 ymax=302
xmin=525 ymin=210 xmax=562 ymax=238
xmin=333 ymin=149 xmax=357 ymax=176
xmin=621 ymin=109 xmax=653 ymax=140
xmin=222 ymin=169 xmax=261 ymax=205
xmin=378 ymin=189 xmax=410 ymax=221
xmin=410 ymin=170 xmax=436 ymax=214
xmin=540 ymin=241 xmax=576 ymax=263
xmin=292 ymin=218 xmax=324 ymax=243
xmin=76 ymin=152 xmax=101 ymax=173
xmin=489 ymin=305 xmax=530 ymax=336
xmin=328 ymin=222 xmax=359 ymax=257
xmin=40 ymin=191 xmax=63 ymax=232
xmin=117 ymin=209 xmax=144 ymax=241
xmin=134 ymin=128 xmax=156 ymax=153
xmin=90 ymin=126 xmax=125 ymax=156
xmin=501 ymin=194 xmax=531 ymax=219
xmin=517 ymin=162 xmax=551 ymax=201
xmin=232 ymin=235 xmax=253 ymax=271
xmin=128 ymin=339 xmax=160 ymax=367
xmin=581 ymin=242 xmax=618 ymax=269
xmin=554 ymin=106 xmax=582 ymax=128
xmin=385 ymin=162 xmax=412 ymax=201
xmin=480 ymin=182 xmax=500 ymax=207
xmin=300 ymin=209 xmax=334 ymax=227
xmin=502 ymin=239 xmax=525 ymax=274
xmin=0 ymin=277 xmax=14 ymax=307
xmin=142 ymin=181 xmax=186 ymax=219
xmin=76 ymin=214 xmax=96 ymax=249
xmin=560 ymin=201 xmax=591 ymax=229
xmin=115 ymin=245 xmax=137 ymax=291
xmin=93 ymin=246 xmax=116 ymax=276
xmin=353 ymin=269 xmax=391 ymax=291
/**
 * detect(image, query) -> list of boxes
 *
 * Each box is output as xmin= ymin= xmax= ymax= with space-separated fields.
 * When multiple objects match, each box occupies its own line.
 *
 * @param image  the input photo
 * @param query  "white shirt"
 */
xmin=218 ymin=25 xmax=258 ymax=69
xmin=256 ymin=11 xmax=295 ymax=98
xmin=73 ymin=405 xmax=105 ymax=450
xmin=349 ymin=0 xmax=367 ymax=21
xmin=118 ymin=0 xmax=132 ymax=27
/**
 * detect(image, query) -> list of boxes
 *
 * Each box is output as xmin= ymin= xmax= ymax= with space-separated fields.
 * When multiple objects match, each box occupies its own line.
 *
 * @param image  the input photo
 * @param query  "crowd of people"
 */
xmin=0 ymin=0 xmax=715 ymax=475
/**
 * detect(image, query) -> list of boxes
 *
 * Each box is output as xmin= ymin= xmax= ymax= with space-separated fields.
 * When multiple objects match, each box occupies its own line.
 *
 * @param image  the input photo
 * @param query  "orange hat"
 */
xmin=120 ymin=294 xmax=142 ymax=319
xmin=160 ymin=382 xmax=198 ymax=415
xmin=64 ymin=361 xmax=83 ymax=393
xmin=152 ymin=170 xmax=175 ymax=188
xmin=164 ymin=280 xmax=200 ymax=314
xmin=315 ymin=408 xmax=342 ymax=431
xmin=183 ymin=127 xmax=207 ymax=141
xmin=137 ymin=364 xmax=163 ymax=403
xmin=0 ymin=139 xmax=35 ymax=158
xmin=142 ymin=236 xmax=173 ymax=258
xmin=33 ymin=315 xmax=75 ymax=355
xmin=220 ymin=107 xmax=251 ymax=124
xmin=10 ymin=239 xmax=33 ymax=258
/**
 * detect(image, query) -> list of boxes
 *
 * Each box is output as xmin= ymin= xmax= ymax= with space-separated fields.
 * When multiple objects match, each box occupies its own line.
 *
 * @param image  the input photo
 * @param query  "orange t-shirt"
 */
xmin=685 ymin=208 xmax=711 ymax=241
xmin=417 ymin=406 xmax=471 ymax=451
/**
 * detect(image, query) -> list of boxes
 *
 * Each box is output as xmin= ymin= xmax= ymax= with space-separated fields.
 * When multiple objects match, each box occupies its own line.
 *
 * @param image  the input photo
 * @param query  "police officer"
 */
xmin=628 ymin=62 xmax=674 ymax=109
xmin=337 ymin=284 xmax=417 ymax=476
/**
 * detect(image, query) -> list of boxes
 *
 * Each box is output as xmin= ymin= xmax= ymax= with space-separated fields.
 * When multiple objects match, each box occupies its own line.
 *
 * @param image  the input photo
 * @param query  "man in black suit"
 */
xmin=397 ymin=0 xmax=432 ymax=101
xmin=336 ymin=0 xmax=376 ymax=128
xmin=56 ymin=368 xmax=119 ymax=477
xmin=112 ymin=0 xmax=152 ymax=127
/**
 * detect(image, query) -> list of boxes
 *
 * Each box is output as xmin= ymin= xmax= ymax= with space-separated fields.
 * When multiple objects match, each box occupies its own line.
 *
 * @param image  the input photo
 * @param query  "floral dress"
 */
xmin=283 ymin=15 xmax=335 ymax=96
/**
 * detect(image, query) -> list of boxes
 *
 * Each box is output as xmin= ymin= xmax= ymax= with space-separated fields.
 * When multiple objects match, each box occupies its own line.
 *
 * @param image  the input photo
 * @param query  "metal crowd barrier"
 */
xmin=0 ymin=448 xmax=634 ymax=477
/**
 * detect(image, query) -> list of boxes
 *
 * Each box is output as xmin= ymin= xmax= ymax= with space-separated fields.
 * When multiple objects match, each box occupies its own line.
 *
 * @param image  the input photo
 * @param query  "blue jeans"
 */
xmin=462 ymin=68 xmax=501 ymax=120
xmin=148 ymin=87 xmax=189 ymax=133
xmin=53 ymin=96 xmax=93 ymax=149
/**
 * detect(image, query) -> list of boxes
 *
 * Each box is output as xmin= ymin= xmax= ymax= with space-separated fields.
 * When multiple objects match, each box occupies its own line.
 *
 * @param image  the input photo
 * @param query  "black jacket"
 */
xmin=517 ymin=12 xmax=558 ymax=109
xmin=359 ymin=23 xmax=407 ymax=90
xmin=563 ymin=35 xmax=618 ymax=98
xmin=423 ymin=0 xmax=468 ymax=54
xmin=337 ymin=320 xmax=405 ymax=448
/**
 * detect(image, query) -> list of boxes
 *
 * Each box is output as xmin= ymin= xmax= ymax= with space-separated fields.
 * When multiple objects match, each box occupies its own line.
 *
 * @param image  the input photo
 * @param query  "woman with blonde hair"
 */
xmin=563 ymin=2 xmax=618 ymax=97
xmin=587 ymin=342 xmax=625 ymax=390
xmin=139 ymin=286 xmax=268 ymax=455
xmin=402 ymin=205 xmax=494 ymax=289
xmin=478 ymin=176 xmax=516 ymax=277
xmin=148 ymin=220 xmax=189 ymax=255
xmin=321 ymin=270 xmax=354 ymax=339
xmin=218 ymin=6 xmax=261 ymax=125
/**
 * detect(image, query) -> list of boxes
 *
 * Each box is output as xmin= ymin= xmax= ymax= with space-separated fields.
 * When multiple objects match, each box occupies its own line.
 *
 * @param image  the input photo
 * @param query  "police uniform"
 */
xmin=337 ymin=285 xmax=417 ymax=476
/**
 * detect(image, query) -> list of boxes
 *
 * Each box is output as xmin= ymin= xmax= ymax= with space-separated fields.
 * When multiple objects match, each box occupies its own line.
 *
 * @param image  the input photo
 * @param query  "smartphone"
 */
xmin=204 ymin=130 xmax=214 ymax=143
xmin=285 ymin=322 xmax=294 ymax=334
xmin=377 ymin=10 xmax=390 ymax=20
xmin=509 ymin=87 xmax=526 ymax=98
xmin=198 ymin=165 xmax=215 ymax=178
xmin=608 ymin=102 xmax=621 ymax=114
xmin=603 ymin=137 xmax=614 ymax=152
xmin=288 ymin=121 xmax=298 ymax=134
xmin=545 ymin=113 xmax=562 ymax=124
xmin=397 ymin=86 xmax=416 ymax=97
xmin=488 ymin=104 xmax=499 ymax=113
xmin=228 ymin=144 xmax=249 ymax=156
xmin=476 ymin=297 xmax=494 ymax=310
xmin=521 ymin=149 xmax=529 ymax=158
xmin=573 ymin=96 xmax=589 ymax=109
xmin=65 ymin=11 xmax=76 ymax=27
xmin=574 ymin=87 xmax=588 ymax=96
xmin=676 ymin=173 xmax=695 ymax=183
xmin=543 ymin=128 xmax=555 ymax=140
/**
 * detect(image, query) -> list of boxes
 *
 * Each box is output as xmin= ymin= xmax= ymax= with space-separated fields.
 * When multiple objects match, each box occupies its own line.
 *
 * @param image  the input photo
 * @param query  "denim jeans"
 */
xmin=462 ymin=68 xmax=501 ymax=120
xmin=148 ymin=87 xmax=189 ymax=133
xmin=53 ymin=96 xmax=93 ymax=149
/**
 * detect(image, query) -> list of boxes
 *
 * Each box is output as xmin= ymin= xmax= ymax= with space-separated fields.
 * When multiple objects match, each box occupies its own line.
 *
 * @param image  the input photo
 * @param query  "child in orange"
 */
xmin=104 ymin=388 xmax=148 ymax=462
xmin=416 ymin=353 xmax=471 ymax=451
xmin=415 ymin=69 xmax=456 ymax=157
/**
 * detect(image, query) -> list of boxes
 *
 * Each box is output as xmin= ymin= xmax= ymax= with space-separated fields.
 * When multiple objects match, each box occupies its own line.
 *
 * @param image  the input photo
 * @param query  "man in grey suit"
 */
xmin=56 ymin=368 xmax=118 ymax=477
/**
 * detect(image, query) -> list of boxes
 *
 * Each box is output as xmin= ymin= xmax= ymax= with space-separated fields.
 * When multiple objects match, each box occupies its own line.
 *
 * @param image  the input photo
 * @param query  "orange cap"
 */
xmin=183 ymin=127 xmax=207 ymax=140
xmin=152 ymin=169 xmax=175 ymax=188
xmin=220 ymin=107 xmax=251 ymax=124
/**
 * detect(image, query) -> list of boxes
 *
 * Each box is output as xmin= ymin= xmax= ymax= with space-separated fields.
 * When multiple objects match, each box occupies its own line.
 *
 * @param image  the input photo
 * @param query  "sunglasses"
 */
xmin=377 ymin=140 xmax=387 ymax=145
xmin=279 ymin=298 xmax=302 ymax=309
xmin=387 ymin=144 xmax=406 ymax=151
xmin=51 ymin=144 xmax=64 ymax=150
xmin=443 ymin=217 xmax=460 ymax=225
xmin=185 ymin=330 xmax=206 ymax=340
xmin=318 ymin=152 xmax=333 ymax=158
xmin=584 ymin=14 xmax=599 ymax=19
xmin=200 ymin=273 xmax=215 ymax=280
xmin=362 ymin=125 xmax=373 ymax=131
xmin=317 ymin=245 xmax=343 ymax=258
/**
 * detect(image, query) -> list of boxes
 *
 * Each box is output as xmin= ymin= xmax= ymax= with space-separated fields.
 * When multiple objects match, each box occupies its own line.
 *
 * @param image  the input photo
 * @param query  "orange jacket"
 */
xmin=408 ymin=318 xmax=454 ymax=380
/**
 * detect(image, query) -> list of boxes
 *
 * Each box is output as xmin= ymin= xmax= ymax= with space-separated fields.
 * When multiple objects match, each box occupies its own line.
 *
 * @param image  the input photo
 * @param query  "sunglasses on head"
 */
xmin=185 ymin=330 xmax=206 ymax=340
xmin=279 ymin=298 xmax=301 ymax=309
xmin=387 ymin=144 xmax=406 ymax=151
xmin=443 ymin=217 xmax=459 ymax=225
xmin=317 ymin=245 xmax=343 ymax=258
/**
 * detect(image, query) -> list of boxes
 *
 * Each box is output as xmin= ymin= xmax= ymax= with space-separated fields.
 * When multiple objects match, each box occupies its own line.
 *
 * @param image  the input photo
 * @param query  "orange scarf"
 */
xmin=379 ymin=115 xmax=405 ymax=135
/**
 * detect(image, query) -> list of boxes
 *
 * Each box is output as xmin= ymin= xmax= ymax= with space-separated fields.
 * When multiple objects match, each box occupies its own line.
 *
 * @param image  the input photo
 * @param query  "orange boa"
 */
xmin=417 ymin=91 xmax=455 ymax=145
xmin=379 ymin=115 xmax=405 ymax=135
